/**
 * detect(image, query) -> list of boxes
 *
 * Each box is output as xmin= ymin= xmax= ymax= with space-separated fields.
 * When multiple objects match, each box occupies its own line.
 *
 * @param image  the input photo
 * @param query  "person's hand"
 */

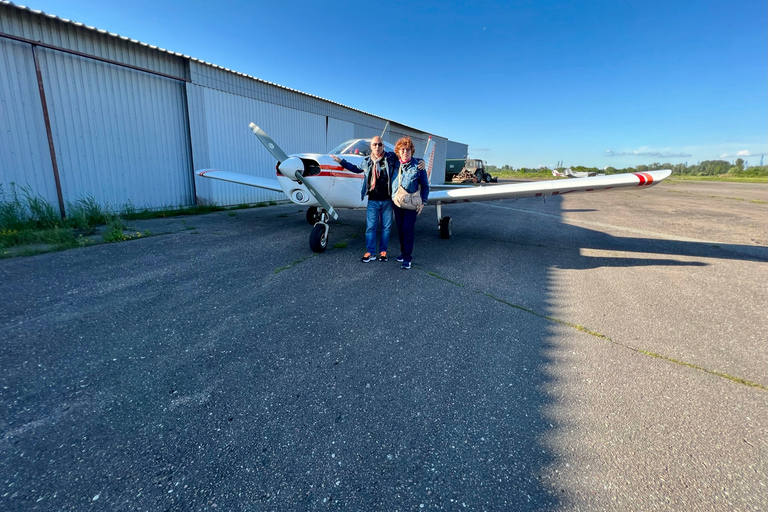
xmin=417 ymin=160 xmax=426 ymax=170
xmin=331 ymin=155 xmax=341 ymax=163
xmin=416 ymin=203 xmax=424 ymax=215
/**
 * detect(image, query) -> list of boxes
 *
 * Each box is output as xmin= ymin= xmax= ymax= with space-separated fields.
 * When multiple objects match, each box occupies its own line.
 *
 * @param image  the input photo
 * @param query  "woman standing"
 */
xmin=391 ymin=137 xmax=430 ymax=269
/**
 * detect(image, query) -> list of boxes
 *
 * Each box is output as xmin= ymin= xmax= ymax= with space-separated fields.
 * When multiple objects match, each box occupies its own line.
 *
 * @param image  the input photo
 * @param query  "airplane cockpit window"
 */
xmin=329 ymin=139 xmax=395 ymax=157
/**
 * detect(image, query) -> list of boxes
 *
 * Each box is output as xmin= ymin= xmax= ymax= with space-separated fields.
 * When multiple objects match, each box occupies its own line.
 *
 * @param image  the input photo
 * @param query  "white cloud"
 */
xmin=720 ymin=150 xmax=765 ymax=158
xmin=605 ymin=147 xmax=691 ymax=158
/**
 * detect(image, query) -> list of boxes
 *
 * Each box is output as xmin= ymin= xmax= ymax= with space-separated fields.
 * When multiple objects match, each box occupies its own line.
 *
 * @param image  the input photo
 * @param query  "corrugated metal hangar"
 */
xmin=0 ymin=1 xmax=467 ymax=217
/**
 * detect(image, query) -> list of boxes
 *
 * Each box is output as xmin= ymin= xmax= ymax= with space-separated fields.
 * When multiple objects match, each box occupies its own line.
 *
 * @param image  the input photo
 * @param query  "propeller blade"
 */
xmin=294 ymin=174 xmax=338 ymax=220
xmin=248 ymin=122 xmax=337 ymax=221
xmin=249 ymin=123 xmax=290 ymax=163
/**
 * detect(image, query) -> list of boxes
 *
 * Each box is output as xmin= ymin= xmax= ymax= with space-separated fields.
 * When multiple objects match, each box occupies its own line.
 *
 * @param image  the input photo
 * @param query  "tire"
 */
xmin=439 ymin=217 xmax=452 ymax=239
xmin=309 ymin=224 xmax=328 ymax=252
xmin=306 ymin=206 xmax=320 ymax=225
xmin=484 ymin=173 xmax=492 ymax=183
xmin=475 ymin=170 xmax=483 ymax=183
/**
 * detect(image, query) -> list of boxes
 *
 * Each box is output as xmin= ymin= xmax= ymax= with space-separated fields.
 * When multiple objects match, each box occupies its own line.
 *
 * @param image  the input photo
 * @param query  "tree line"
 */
xmin=488 ymin=158 xmax=767 ymax=177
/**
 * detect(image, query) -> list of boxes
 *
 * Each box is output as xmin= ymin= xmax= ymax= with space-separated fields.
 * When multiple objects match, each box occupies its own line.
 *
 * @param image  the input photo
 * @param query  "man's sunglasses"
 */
xmin=371 ymin=142 xmax=383 ymax=147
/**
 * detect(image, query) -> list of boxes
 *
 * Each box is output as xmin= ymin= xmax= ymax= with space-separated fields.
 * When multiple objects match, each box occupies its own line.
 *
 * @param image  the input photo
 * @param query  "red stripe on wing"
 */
xmin=641 ymin=172 xmax=654 ymax=185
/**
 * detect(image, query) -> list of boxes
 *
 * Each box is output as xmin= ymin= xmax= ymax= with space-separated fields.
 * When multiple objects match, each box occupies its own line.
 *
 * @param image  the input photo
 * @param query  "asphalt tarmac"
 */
xmin=2 ymin=180 xmax=766 ymax=511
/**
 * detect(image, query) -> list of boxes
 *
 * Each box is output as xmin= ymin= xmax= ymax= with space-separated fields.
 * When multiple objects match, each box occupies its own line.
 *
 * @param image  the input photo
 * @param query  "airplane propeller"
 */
xmin=249 ymin=123 xmax=290 ymax=163
xmin=248 ymin=123 xmax=337 ymax=221
xmin=248 ymin=123 xmax=338 ymax=252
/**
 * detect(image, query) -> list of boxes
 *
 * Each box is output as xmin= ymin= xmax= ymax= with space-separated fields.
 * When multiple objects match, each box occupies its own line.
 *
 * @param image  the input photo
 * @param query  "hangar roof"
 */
xmin=1 ymin=1 xmax=433 ymax=136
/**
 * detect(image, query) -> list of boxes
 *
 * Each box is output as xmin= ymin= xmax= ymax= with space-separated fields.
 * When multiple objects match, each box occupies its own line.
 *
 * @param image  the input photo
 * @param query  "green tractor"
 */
xmin=445 ymin=158 xmax=496 ymax=184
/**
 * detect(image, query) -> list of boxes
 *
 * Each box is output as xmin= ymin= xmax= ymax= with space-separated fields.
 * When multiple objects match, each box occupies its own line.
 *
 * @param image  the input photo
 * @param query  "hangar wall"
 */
xmin=0 ymin=1 xmax=456 ymax=215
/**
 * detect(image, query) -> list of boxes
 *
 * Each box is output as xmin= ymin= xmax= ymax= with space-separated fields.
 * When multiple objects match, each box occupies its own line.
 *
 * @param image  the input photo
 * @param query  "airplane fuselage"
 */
xmin=276 ymin=153 xmax=369 ymax=209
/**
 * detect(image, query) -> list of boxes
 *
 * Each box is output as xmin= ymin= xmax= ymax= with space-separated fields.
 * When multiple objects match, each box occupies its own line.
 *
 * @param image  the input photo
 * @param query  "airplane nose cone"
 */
xmin=278 ymin=157 xmax=304 ymax=180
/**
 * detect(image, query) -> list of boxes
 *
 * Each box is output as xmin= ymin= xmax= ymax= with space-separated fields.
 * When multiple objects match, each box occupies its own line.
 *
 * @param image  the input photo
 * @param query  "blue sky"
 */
xmin=17 ymin=0 xmax=768 ymax=169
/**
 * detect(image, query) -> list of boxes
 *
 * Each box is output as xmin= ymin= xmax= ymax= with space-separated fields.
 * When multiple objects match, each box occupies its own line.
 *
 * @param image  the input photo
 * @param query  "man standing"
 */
xmin=332 ymin=136 xmax=422 ymax=263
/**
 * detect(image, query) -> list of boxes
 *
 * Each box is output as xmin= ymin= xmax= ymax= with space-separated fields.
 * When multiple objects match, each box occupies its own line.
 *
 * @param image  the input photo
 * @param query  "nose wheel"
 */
xmin=306 ymin=206 xmax=321 ymax=225
xmin=309 ymin=210 xmax=331 ymax=252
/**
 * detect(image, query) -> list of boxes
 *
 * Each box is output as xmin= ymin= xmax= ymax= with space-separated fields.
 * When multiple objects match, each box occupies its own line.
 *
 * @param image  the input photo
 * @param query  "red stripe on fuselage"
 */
xmin=317 ymin=171 xmax=363 ymax=178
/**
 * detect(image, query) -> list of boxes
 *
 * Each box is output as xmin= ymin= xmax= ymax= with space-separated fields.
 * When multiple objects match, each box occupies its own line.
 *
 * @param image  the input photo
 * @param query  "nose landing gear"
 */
xmin=309 ymin=209 xmax=331 ymax=252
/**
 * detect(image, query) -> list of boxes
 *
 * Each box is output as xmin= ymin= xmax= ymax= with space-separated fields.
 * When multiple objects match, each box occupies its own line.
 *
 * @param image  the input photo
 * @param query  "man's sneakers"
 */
xmin=362 ymin=251 xmax=406 ymax=267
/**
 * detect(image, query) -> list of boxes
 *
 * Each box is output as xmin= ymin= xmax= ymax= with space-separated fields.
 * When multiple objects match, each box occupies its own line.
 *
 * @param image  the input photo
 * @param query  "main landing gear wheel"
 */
xmin=309 ymin=223 xmax=328 ymax=252
xmin=306 ymin=206 xmax=321 ymax=225
xmin=439 ymin=217 xmax=452 ymax=239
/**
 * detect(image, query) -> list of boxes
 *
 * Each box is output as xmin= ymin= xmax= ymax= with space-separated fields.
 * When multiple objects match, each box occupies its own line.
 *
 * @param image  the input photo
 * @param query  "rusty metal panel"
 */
xmin=38 ymin=47 xmax=193 ymax=212
xmin=0 ymin=37 xmax=59 ymax=208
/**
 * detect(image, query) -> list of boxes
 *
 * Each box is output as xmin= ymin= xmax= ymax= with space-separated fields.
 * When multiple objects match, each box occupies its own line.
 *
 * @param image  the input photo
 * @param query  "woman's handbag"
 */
xmin=392 ymin=165 xmax=422 ymax=210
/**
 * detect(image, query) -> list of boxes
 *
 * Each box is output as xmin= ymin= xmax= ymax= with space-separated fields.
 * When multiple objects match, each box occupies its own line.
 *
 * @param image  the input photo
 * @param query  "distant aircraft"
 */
xmin=552 ymin=168 xmax=606 ymax=178
xmin=197 ymin=123 xmax=671 ymax=252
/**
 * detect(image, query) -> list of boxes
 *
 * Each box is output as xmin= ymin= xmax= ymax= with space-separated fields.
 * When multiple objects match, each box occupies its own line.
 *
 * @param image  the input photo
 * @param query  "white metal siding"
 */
xmin=192 ymin=84 xmax=326 ymax=206
xmin=0 ymin=37 xmax=59 ymax=207
xmin=325 ymin=118 xmax=354 ymax=151
xmin=1 ymin=3 xmax=188 ymax=80
xmin=38 ymin=47 xmax=192 ymax=212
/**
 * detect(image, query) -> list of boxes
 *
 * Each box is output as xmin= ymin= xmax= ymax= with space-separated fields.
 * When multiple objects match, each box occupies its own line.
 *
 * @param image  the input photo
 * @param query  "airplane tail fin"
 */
xmin=423 ymin=136 xmax=436 ymax=185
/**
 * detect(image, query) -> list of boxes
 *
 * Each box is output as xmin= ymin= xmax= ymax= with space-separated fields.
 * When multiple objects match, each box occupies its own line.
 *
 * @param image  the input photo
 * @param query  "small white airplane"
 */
xmin=197 ymin=123 xmax=672 ymax=252
xmin=552 ymin=168 xmax=606 ymax=178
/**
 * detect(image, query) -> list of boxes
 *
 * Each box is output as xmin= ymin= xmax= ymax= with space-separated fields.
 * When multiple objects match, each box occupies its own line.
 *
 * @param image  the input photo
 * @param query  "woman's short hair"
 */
xmin=395 ymin=137 xmax=415 ymax=155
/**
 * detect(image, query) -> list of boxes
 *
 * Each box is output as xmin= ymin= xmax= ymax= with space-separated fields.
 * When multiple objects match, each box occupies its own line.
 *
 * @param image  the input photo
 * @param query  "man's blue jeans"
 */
xmin=365 ymin=199 xmax=393 ymax=254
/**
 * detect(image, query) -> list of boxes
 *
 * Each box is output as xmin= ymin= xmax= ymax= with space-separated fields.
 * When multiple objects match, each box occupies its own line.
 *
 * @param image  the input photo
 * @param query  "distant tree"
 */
xmin=735 ymin=158 xmax=745 ymax=171
xmin=699 ymin=160 xmax=730 ymax=175
xmin=636 ymin=164 xmax=649 ymax=173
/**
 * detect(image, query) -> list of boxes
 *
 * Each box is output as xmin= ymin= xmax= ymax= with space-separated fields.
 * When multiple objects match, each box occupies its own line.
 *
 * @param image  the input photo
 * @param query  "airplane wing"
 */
xmin=427 ymin=170 xmax=671 ymax=205
xmin=197 ymin=169 xmax=284 ymax=193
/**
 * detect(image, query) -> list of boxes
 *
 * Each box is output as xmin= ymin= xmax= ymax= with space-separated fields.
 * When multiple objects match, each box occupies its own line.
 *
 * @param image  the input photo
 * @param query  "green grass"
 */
xmin=0 ymin=183 xmax=261 ymax=258
xmin=666 ymin=175 xmax=768 ymax=183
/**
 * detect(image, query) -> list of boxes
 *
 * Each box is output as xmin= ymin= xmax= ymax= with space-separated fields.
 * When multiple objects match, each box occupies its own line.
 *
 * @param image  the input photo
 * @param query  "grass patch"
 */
xmin=637 ymin=350 xmax=767 ymax=390
xmin=0 ymin=183 xmax=271 ymax=257
xmin=667 ymin=175 xmax=768 ymax=183
xmin=425 ymin=271 xmax=464 ymax=287
xmin=274 ymin=254 xmax=316 ymax=273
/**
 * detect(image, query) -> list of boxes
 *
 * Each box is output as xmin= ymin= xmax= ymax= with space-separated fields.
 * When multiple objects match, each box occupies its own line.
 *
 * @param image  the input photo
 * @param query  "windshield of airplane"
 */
xmin=329 ymin=139 xmax=395 ymax=157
